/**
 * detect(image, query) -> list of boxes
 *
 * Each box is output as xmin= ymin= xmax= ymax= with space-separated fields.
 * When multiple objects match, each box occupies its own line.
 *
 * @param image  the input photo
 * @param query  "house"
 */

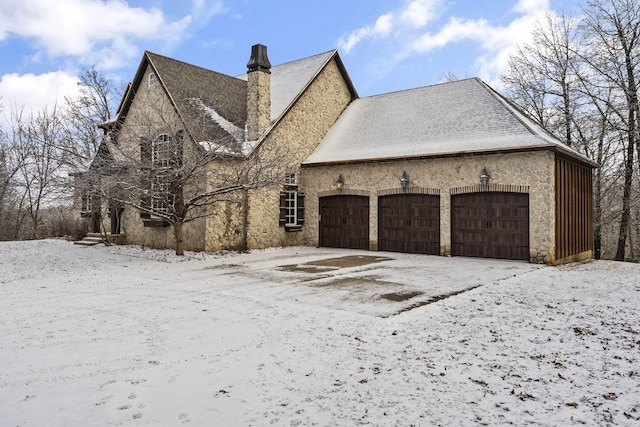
xmin=76 ymin=44 xmax=596 ymax=264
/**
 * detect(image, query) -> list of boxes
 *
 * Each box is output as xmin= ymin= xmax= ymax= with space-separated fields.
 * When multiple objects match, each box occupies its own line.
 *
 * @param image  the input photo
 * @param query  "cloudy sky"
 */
xmin=0 ymin=0 xmax=581 ymax=115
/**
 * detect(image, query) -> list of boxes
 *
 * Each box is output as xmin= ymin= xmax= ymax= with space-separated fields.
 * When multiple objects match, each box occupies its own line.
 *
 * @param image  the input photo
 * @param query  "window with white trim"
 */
xmin=81 ymin=192 xmax=94 ymax=215
xmin=279 ymin=173 xmax=304 ymax=231
xmin=284 ymin=191 xmax=297 ymax=226
xmin=151 ymin=175 xmax=174 ymax=214
xmin=148 ymin=73 xmax=156 ymax=87
xmin=152 ymin=134 xmax=172 ymax=168
xmin=284 ymin=173 xmax=298 ymax=186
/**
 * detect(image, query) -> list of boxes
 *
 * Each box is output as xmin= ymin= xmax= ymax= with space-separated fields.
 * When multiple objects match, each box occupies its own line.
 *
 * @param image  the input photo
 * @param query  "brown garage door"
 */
xmin=378 ymin=194 xmax=440 ymax=255
xmin=319 ymin=195 xmax=369 ymax=250
xmin=451 ymin=192 xmax=529 ymax=261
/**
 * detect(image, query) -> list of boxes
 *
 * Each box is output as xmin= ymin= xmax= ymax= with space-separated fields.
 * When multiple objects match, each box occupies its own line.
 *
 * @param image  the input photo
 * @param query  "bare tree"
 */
xmin=578 ymin=0 xmax=640 ymax=261
xmin=86 ymin=92 xmax=287 ymax=255
xmin=8 ymin=106 xmax=67 ymax=239
xmin=62 ymin=65 xmax=121 ymax=172
xmin=501 ymin=11 xmax=581 ymax=147
xmin=501 ymin=0 xmax=640 ymax=261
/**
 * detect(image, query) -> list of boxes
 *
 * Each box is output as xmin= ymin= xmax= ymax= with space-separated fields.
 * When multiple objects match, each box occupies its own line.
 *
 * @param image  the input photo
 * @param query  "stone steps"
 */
xmin=74 ymin=233 xmax=126 ymax=246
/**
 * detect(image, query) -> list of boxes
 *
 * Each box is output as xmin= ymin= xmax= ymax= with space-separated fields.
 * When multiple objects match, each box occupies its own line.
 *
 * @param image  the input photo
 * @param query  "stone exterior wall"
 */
xmin=112 ymin=63 xmax=206 ymax=252
xmin=301 ymin=151 xmax=557 ymax=263
xmin=246 ymin=70 xmax=271 ymax=141
xmin=205 ymin=56 xmax=354 ymax=251
xmin=204 ymin=187 xmax=246 ymax=252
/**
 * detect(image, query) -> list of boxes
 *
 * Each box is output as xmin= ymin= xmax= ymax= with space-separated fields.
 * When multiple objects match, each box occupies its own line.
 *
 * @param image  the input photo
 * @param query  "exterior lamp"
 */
xmin=480 ymin=167 xmax=490 ymax=188
xmin=400 ymin=171 xmax=410 ymax=192
xmin=335 ymin=174 xmax=345 ymax=190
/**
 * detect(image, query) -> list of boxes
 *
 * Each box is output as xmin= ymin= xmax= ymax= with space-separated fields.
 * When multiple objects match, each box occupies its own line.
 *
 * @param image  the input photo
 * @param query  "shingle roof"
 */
xmin=125 ymin=50 xmax=342 ymax=155
xmin=303 ymin=78 xmax=595 ymax=166
xmin=145 ymin=52 xmax=248 ymax=153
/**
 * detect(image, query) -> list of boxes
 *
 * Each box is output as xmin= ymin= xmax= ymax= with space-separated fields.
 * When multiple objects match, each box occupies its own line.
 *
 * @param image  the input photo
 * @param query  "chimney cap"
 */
xmin=247 ymin=44 xmax=271 ymax=73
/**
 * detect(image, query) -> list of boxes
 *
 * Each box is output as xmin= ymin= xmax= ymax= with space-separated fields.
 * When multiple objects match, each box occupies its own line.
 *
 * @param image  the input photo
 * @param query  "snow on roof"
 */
xmin=237 ymin=50 xmax=335 ymax=121
xmin=105 ymin=136 xmax=127 ymax=164
xmin=188 ymin=97 xmax=262 ymax=156
xmin=189 ymin=97 xmax=245 ymax=144
xmin=304 ymin=78 xmax=593 ymax=165
xmin=198 ymin=139 xmax=259 ymax=156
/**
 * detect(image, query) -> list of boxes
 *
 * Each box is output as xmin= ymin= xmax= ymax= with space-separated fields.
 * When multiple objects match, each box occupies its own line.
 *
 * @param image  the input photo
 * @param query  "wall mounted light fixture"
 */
xmin=480 ymin=167 xmax=490 ymax=187
xmin=400 ymin=171 xmax=410 ymax=191
xmin=335 ymin=174 xmax=345 ymax=190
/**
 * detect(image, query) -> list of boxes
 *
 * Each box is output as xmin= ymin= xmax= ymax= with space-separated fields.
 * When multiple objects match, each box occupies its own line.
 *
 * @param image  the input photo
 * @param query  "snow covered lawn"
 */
xmin=1 ymin=239 xmax=639 ymax=426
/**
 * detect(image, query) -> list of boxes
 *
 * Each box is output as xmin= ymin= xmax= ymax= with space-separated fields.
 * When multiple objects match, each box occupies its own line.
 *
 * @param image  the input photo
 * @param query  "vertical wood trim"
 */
xmin=555 ymin=155 xmax=593 ymax=260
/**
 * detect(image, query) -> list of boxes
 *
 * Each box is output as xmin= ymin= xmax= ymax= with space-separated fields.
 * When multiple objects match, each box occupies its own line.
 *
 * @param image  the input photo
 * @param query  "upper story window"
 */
xmin=284 ymin=173 xmax=298 ymax=186
xmin=152 ymin=134 xmax=172 ymax=168
xmin=148 ymin=73 xmax=156 ymax=87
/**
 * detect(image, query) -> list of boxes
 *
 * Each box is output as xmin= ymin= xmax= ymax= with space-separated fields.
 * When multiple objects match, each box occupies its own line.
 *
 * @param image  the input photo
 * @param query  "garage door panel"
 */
xmin=378 ymin=194 xmax=440 ymax=255
xmin=452 ymin=192 xmax=529 ymax=261
xmin=319 ymin=195 xmax=369 ymax=250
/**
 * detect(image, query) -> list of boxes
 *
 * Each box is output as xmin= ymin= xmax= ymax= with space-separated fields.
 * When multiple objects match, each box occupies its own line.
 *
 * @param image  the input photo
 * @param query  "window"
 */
xmin=284 ymin=173 xmax=298 ymax=186
xmin=152 ymin=134 xmax=172 ymax=168
xmin=140 ymin=133 xmax=182 ymax=220
xmin=279 ymin=173 xmax=304 ymax=230
xmin=81 ymin=192 xmax=94 ymax=216
xmin=284 ymin=191 xmax=298 ymax=226
xmin=151 ymin=175 xmax=174 ymax=215
xmin=148 ymin=73 xmax=156 ymax=87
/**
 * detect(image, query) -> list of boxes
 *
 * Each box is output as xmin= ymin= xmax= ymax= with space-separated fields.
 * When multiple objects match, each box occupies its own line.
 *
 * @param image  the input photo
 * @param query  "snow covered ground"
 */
xmin=1 ymin=239 xmax=639 ymax=426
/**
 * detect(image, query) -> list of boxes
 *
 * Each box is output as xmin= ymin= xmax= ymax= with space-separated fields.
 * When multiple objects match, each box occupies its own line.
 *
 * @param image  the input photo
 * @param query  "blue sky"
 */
xmin=0 ymin=0 xmax=581 ymax=115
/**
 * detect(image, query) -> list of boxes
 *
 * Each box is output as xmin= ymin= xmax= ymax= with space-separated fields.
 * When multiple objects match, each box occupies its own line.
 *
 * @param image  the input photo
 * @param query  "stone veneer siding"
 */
xmin=112 ymin=64 xmax=207 ymax=251
xmin=246 ymin=70 xmax=271 ymax=141
xmin=301 ymin=150 xmax=556 ymax=264
xmin=205 ymin=57 xmax=354 ymax=251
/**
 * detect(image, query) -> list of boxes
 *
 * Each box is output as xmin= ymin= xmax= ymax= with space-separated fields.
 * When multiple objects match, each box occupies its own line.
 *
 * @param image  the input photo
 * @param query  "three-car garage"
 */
xmin=319 ymin=192 xmax=530 ymax=261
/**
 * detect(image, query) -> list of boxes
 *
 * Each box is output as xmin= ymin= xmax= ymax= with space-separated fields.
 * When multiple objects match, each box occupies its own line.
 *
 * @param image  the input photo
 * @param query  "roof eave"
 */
xmin=302 ymin=144 xmax=599 ymax=168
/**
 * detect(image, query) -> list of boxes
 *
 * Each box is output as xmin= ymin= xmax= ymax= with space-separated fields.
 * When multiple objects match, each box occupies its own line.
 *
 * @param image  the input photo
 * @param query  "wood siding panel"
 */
xmin=555 ymin=156 xmax=593 ymax=260
xmin=378 ymin=194 xmax=440 ymax=254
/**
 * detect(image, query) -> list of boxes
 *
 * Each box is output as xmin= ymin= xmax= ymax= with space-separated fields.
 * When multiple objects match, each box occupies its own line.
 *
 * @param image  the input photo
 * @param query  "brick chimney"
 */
xmin=246 ymin=44 xmax=271 ymax=141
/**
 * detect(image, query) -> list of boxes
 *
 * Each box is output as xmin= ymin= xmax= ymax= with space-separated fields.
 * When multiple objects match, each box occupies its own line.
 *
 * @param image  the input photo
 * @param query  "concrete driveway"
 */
xmin=199 ymin=247 xmax=545 ymax=318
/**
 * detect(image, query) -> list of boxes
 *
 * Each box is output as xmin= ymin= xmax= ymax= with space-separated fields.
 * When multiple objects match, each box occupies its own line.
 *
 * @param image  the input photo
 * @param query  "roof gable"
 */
xmin=112 ymin=49 xmax=356 ymax=156
xmin=146 ymin=52 xmax=248 ymax=152
xmin=237 ymin=50 xmax=356 ymax=122
xmin=113 ymin=52 xmax=248 ymax=154
xmin=304 ymin=78 xmax=594 ymax=166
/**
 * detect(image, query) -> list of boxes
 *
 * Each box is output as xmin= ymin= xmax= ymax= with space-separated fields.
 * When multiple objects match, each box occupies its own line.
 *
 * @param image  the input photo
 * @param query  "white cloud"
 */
xmin=411 ymin=17 xmax=491 ymax=51
xmin=400 ymin=0 xmax=441 ymax=28
xmin=338 ymin=13 xmax=394 ymax=52
xmin=338 ymin=0 xmax=444 ymax=52
xmin=0 ymin=71 xmax=80 ymax=114
xmin=338 ymin=0 xmax=553 ymax=87
xmin=0 ymin=0 xmax=193 ymax=68
xmin=514 ymin=0 xmax=549 ymax=13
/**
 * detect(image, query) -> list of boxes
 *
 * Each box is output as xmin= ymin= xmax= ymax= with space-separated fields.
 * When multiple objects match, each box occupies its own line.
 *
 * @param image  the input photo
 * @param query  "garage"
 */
xmin=319 ymin=195 xmax=369 ymax=250
xmin=378 ymin=194 xmax=440 ymax=255
xmin=451 ymin=192 xmax=529 ymax=261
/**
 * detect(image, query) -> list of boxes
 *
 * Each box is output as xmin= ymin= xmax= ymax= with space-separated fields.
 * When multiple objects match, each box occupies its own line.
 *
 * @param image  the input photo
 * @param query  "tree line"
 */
xmin=0 ymin=67 xmax=121 ymax=241
xmin=499 ymin=0 xmax=640 ymax=261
